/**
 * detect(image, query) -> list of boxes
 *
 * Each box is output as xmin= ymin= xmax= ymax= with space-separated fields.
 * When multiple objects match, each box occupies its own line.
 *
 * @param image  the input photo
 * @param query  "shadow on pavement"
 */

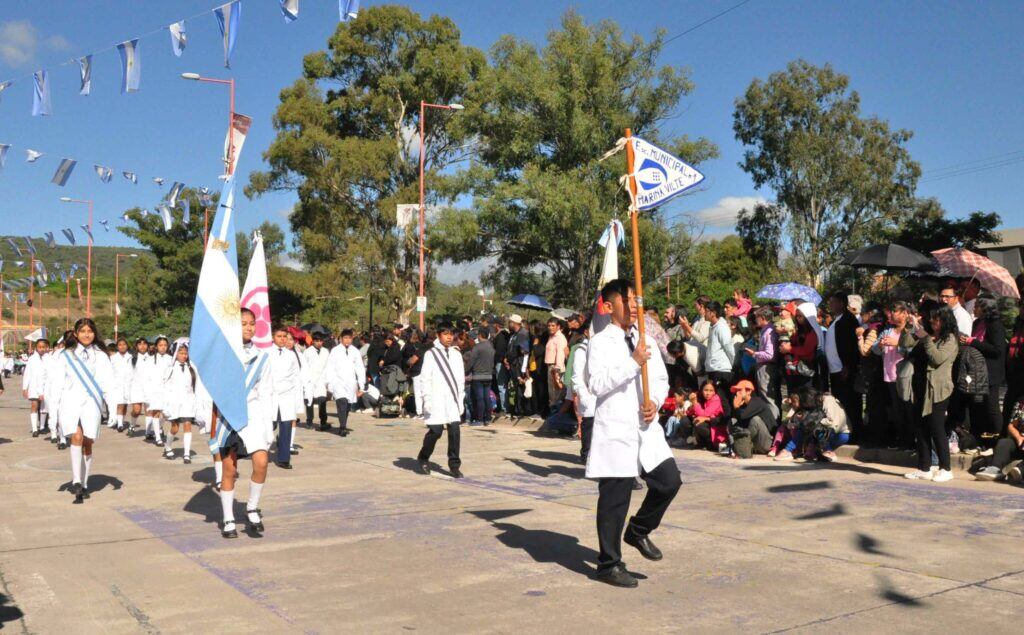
xmin=525 ymin=449 xmax=581 ymax=464
xmin=766 ymin=480 xmax=832 ymax=493
xmin=468 ymin=509 xmax=599 ymax=576
xmin=794 ymin=503 xmax=847 ymax=520
xmin=183 ymin=484 xmax=249 ymax=527
xmin=505 ymin=458 xmax=585 ymax=480
xmin=0 ymin=592 xmax=25 ymax=627
xmin=57 ymin=474 xmax=124 ymax=493
xmin=856 ymin=532 xmax=895 ymax=558
xmin=0 ymin=438 xmax=11 ymax=445
xmin=393 ymin=457 xmax=450 ymax=476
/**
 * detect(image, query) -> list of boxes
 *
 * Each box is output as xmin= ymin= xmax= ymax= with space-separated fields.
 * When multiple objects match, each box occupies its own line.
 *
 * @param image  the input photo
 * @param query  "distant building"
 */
xmin=978 ymin=228 xmax=1024 ymax=277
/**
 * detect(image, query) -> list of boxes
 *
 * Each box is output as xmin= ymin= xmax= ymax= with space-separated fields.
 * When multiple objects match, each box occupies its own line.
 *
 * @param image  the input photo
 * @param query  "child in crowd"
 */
xmin=680 ymin=380 xmax=728 ymax=453
xmin=662 ymin=384 xmax=690 ymax=443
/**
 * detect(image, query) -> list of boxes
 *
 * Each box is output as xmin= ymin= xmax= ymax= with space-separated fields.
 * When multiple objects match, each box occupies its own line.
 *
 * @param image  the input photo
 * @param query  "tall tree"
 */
xmin=733 ymin=60 xmax=920 ymax=286
xmin=430 ymin=11 xmax=717 ymax=309
xmin=735 ymin=202 xmax=784 ymax=277
xmin=886 ymin=197 xmax=1001 ymax=253
xmin=247 ymin=5 xmax=486 ymax=322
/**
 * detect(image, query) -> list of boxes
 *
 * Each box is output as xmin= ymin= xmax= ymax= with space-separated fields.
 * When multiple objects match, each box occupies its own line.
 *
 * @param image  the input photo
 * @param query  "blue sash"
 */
xmin=64 ymin=349 xmax=104 ymax=413
xmin=209 ymin=351 xmax=268 ymax=453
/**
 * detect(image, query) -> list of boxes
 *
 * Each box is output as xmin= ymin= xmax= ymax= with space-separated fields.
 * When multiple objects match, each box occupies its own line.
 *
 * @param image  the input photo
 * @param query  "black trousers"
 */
xmin=305 ymin=397 xmax=327 ymax=425
xmin=334 ymin=398 xmax=350 ymax=430
xmin=991 ymin=436 xmax=1024 ymax=470
xmin=274 ymin=410 xmax=294 ymax=465
xmin=830 ymin=371 xmax=863 ymax=441
xmin=917 ymin=398 xmax=950 ymax=471
xmin=596 ymin=458 xmax=681 ymax=573
xmin=418 ymin=422 xmax=461 ymax=469
xmin=580 ymin=417 xmax=594 ymax=463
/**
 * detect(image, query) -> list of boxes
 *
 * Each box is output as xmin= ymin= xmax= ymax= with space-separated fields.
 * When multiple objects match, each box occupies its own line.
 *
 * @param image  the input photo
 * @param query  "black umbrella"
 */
xmin=841 ymin=244 xmax=937 ymax=271
xmin=300 ymin=322 xmax=329 ymax=335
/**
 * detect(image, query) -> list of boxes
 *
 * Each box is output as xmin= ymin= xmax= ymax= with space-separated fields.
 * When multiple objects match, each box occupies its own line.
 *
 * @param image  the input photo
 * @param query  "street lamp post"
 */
xmin=114 ymin=253 xmax=138 ymax=339
xmin=65 ymin=276 xmax=70 ymax=330
xmin=417 ymin=100 xmax=464 ymax=330
xmin=182 ymin=73 xmax=236 ymax=177
xmin=59 ymin=197 xmax=94 ymax=317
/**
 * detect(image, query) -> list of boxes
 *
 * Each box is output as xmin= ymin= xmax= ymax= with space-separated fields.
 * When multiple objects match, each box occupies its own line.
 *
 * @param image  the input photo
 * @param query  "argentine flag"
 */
xmin=215 ymin=1 xmax=241 ymax=68
xmin=189 ymin=176 xmax=249 ymax=432
xmin=117 ymin=39 xmax=141 ymax=94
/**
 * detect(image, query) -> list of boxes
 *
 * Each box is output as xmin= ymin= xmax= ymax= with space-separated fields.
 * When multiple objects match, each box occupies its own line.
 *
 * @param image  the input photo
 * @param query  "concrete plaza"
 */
xmin=1 ymin=385 xmax=1022 ymax=634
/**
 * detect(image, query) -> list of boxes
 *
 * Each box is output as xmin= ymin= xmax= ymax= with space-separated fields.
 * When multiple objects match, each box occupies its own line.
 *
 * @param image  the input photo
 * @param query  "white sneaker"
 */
xmin=931 ymin=469 xmax=954 ymax=483
xmin=904 ymin=469 xmax=934 ymax=480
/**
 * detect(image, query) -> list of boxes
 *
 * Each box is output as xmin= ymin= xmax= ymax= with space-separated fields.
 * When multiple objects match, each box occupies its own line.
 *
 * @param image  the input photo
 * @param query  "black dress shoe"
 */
xmin=222 ymin=522 xmax=238 ymax=539
xmin=417 ymin=461 xmax=430 ymax=475
xmin=81 ymin=487 xmax=91 ymax=499
xmin=632 ymin=477 xmax=644 ymax=491
xmin=69 ymin=482 xmax=82 ymax=497
xmin=450 ymin=468 xmax=464 ymax=479
xmin=319 ymin=424 xmax=329 ymax=432
xmin=624 ymin=528 xmax=663 ymax=561
xmin=57 ymin=441 xmax=67 ymax=450
xmin=32 ymin=431 xmax=39 ymax=438
xmin=596 ymin=564 xmax=638 ymax=588
xmin=275 ymin=461 xmax=293 ymax=470
xmin=339 ymin=428 xmax=350 ymax=437
xmin=246 ymin=509 xmax=264 ymax=533
xmin=50 ymin=437 xmax=57 ymax=444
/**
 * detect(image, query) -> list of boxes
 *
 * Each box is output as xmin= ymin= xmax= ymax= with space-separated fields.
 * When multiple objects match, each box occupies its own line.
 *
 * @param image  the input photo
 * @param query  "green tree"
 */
xmin=733 ymin=60 xmax=920 ymax=287
xmin=886 ymin=198 xmax=1001 ymax=253
xmin=247 ymin=5 xmax=486 ymax=323
xmin=735 ymin=202 xmax=784 ymax=277
xmin=430 ymin=11 xmax=717 ymax=309
xmin=674 ymin=235 xmax=777 ymax=308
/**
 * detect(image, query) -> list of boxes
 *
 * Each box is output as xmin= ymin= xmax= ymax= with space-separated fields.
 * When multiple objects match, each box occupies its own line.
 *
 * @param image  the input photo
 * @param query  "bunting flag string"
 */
xmin=169 ymin=21 xmax=187 ymax=57
xmin=0 ymin=144 xmax=8 ymax=168
xmin=117 ymin=39 xmax=141 ymax=94
xmin=281 ymin=0 xmax=299 ymax=23
xmin=32 ymin=70 xmax=51 ymax=116
xmin=78 ymin=55 xmax=92 ymax=96
xmin=340 ymin=0 xmax=360 ymax=22
xmin=214 ymin=2 xmax=242 ymax=69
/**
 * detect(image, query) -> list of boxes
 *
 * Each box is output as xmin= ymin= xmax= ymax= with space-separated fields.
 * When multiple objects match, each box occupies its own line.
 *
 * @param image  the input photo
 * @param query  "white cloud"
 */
xmin=277 ymin=252 xmax=306 ymax=271
xmin=692 ymin=196 xmax=768 ymax=229
xmin=0 ymin=21 xmax=71 ymax=67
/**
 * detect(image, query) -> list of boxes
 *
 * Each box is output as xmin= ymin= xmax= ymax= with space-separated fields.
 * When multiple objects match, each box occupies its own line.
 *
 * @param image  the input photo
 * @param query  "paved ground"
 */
xmin=1 ymin=381 xmax=1023 ymax=634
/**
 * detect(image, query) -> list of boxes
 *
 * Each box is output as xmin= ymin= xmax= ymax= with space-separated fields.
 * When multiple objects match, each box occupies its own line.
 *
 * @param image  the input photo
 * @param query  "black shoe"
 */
xmin=57 ymin=441 xmax=67 ymax=450
xmin=624 ymin=527 xmax=663 ymax=561
xmin=246 ymin=509 xmax=264 ymax=533
xmin=50 ymin=437 xmax=57 ymax=444
xmin=69 ymin=482 xmax=82 ymax=497
xmin=163 ymin=451 xmax=175 ymax=460
xmin=222 ymin=522 xmax=238 ymax=539
xmin=319 ymin=424 xmax=329 ymax=432
xmin=450 ymin=468 xmax=464 ymax=479
xmin=155 ymin=439 xmax=164 ymax=447
xmin=417 ymin=461 xmax=430 ymax=475
xmin=596 ymin=564 xmax=638 ymax=588
xmin=632 ymin=477 xmax=644 ymax=491
xmin=183 ymin=457 xmax=192 ymax=465
xmin=275 ymin=461 xmax=292 ymax=470
xmin=116 ymin=425 xmax=124 ymax=433
xmin=290 ymin=448 xmax=299 ymax=455
xmin=32 ymin=431 xmax=39 ymax=438
xmin=81 ymin=487 xmax=91 ymax=499
xmin=339 ymin=429 xmax=350 ymax=437
xmin=145 ymin=433 xmax=155 ymax=441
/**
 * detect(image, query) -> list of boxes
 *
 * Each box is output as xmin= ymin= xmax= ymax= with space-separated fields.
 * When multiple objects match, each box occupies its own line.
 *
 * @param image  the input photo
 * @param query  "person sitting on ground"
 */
xmin=729 ymin=379 xmax=776 ymax=458
xmin=677 ymin=379 xmax=727 ymax=452
xmin=661 ymin=384 xmax=687 ymax=440
xmin=769 ymin=388 xmax=810 ymax=461
xmin=975 ymin=397 xmax=1024 ymax=482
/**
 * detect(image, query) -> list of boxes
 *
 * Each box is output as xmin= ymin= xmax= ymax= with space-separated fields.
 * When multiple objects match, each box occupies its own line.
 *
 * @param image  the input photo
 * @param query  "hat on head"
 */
xmin=730 ymin=379 xmax=756 ymax=394
xmin=508 ymin=314 xmax=523 ymax=324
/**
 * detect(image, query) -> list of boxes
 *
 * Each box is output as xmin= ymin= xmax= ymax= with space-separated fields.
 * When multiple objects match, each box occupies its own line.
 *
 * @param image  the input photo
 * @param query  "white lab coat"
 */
xmin=569 ymin=342 xmax=596 ymax=418
xmin=110 ymin=351 xmax=133 ymax=406
xmin=268 ymin=345 xmax=304 ymax=421
xmin=419 ymin=340 xmax=465 ymax=426
xmin=162 ymin=362 xmax=198 ymax=420
xmin=584 ymin=323 xmax=672 ymax=478
xmin=47 ymin=344 xmax=117 ymax=440
xmin=325 ymin=344 xmax=365 ymax=403
xmin=303 ymin=346 xmax=330 ymax=400
xmin=145 ymin=353 xmax=174 ymax=411
xmin=23 ymin=351 xmax=47 ymax=399
xmin=129 ymin=352 xmax=151 ymax=404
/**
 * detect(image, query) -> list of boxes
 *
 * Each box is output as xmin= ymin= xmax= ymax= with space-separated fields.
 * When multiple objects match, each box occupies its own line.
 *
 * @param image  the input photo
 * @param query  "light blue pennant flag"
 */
xmin=32 ymin=70 xmax=51 ymax=116
xmin=181 ymin=198 xmax=191 ymax=223
xmin=99 ymin=219 xmax=110 ymax=232
xmin=167 ymin=182 xmax=184 ymax=207
xmin=25 ymin=149 xmax=43 ymax=162
xmin=169 ymin=21 xmax=187 ymax=57
xmin=123 ymin=171 xmax=137 ymax=184
xmin=0 ymin=80 xmax=11 ymax=102
xmin=13 ymin=261 xmax=24 ymax=268
xmin=22 ymin=237 xmax=36 ymax=256
xmin=61 ymin=228 xmax=76 ymax=245
xmin=51 ymin=159 xmax=77 ymax=186
xmin=80 ymin=224 xmax=93 ymax=241
xmin=44 ymin=232 xmax=56 ymax=248
xmin=340 ymin=0 xmax=359 ymax=22
xmin=95 ymin=165 xmax=113 ymax=182
xmin=281 ymin=0 xmax=299 ymax=22
xmin=153 ymin=176 xmax=164 ymax=186
xmin=117 ymin=39 xmax=141 ymax=94
xmin=79 ymin=55 xmax=92 ymax=95
xmin=159 ymin=205 xmax=173 ymax=231
xmin=6 ymin=238 xmax=23 ymax=257
xmin=214 ymin=1 xmax=242 ymax=68
xmin=0 ymin=143 xmax=9 ymax=168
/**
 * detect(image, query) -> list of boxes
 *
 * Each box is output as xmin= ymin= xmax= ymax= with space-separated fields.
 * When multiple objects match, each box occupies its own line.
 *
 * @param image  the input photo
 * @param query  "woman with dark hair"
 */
xmin=161 ymin=343 xmax=198 ymax=463
xmin=109 ymin=336 xmax=133 ymax=433
xmin=529 ymin=321 xmax=549 ymax=416
xmin=47 ymin=318 xmax=117 ymax=502
xmin=1006 ymin=309 xmax=1024 ymax=429
xmin=127 ymin=337 xmax=150 ymax=437
xmin=857 ymin=302 xmax=888 ymax=446
xmin=962 ymin=297 xmax=1006 ymax=439
xmin=904 ymin=306 xmax=959 ymax=483
xmin=145 ymin=336 xmax=173 ymax=447
xmin=779 ymin=309 xmax=818 ymax=393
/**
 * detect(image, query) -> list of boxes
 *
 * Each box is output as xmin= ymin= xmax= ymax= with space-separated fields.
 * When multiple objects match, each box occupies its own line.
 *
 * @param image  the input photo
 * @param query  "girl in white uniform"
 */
xmin=22 ymin=338 xmax=50 ymax=437
xmin=45 ymin=336 xmax=71 ymax=448
xmin=128 ymin=338 xmax=151 ymax=436
xmin=109 ymin=337 xmax=133 ymax=432
xmin=145 ymin=336 xmax=173 ymax=446
xmin=162 ymin=343 xmax=198 ymax=463
xmin=47 ymin=318 xmax=117 ymax=503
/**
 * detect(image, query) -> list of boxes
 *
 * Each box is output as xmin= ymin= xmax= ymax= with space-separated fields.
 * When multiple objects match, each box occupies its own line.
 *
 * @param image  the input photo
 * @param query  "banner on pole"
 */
xmin=224 ymin=112 xmax=252 ymax=175
xmin=396 ymin=204 xmax=418 ymax=228
xmin=628 ymin=137 xmax=705 ymax=211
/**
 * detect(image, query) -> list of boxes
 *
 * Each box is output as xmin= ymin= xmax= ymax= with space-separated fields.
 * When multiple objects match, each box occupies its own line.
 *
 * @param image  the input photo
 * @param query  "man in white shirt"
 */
xmin=269 ymin=326 xmax=304 ymax=470
xmin=940 ymin=285 xmax=973 ymax=337
xmin=416 ymin=322 xmax=466 ymax=477
xmin=303 ymin=332 xmax=330 ymax=429
xmin=325 ymin=329 xmax=364 ymax=437
xmin=585 ymin=279 xmax=681 ymax=588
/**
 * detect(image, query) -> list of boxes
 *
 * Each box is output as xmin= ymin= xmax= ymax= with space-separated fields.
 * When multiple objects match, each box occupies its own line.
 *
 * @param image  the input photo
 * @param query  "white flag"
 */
xmin=25 ymin=149 xmax=43 ymax=162
xmin=240 ymin=234 xmax=272 ymax=349
xmin=79 ymin=55 xmax=92 ymax=95
xmin=115 ymin=303 xmax=122 ymax=316
xmin=223 ymin=112 xmax=252 ymax=175
xmin=396 ymin=204 xmax=418 ymax=227
xmin=169 ymin=21 xmax=187 ymax=57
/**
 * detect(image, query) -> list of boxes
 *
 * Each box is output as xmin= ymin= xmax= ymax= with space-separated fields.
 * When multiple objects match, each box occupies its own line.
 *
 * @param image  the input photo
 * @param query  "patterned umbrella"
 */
xmin=931 ymin=247 xmax=1020 ymax=299
xmin=756 ymin=282 xmax=822 ymax=306
xmin=643 ymin=314 xmax=672 ymax=363
xmin=507 ymin=293 xmax=553 ymax=311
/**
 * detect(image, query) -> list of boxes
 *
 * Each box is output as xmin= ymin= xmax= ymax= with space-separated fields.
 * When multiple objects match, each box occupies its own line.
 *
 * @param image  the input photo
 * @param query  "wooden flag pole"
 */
xmin=624 ymin=128 xmax=650 ymax=404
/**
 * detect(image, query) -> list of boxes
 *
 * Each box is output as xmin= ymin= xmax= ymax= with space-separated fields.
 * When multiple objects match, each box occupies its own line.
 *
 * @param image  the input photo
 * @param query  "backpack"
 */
xmin=956 ymin=347 xmax=988 ymax=396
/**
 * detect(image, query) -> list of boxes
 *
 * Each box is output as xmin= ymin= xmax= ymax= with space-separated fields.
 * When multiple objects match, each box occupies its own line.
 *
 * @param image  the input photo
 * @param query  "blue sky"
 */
xmin=0 ymin=0 xmax=1020 ymax=281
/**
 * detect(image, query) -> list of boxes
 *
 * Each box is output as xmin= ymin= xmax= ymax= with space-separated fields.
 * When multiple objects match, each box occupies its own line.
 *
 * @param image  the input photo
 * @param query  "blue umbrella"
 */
xmin=756 ymin=283 xmax=822 ymax=306
xmin=507 ymin=293 xmax=553 ymax=311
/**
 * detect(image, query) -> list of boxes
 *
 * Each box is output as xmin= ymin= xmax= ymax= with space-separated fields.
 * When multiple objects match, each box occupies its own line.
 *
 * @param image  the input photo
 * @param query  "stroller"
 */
xmin=377 ymin=364 xmax=408 ymax=418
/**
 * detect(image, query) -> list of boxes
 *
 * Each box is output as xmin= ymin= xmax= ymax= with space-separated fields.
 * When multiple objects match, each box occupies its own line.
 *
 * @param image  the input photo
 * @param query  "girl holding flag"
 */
xmin=47 ymin=318 xmax=117 ymax=503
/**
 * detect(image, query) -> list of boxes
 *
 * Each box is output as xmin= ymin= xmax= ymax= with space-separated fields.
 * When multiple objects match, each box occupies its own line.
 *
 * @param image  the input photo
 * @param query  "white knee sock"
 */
xmin=70 ymin=444 xmax=83 ymax=484
xmin=220 ymin=489 xmax=235 ymax=523
xmin=30 ymin=412 xmax=39 ymax=432
xmin=183 ymin=432 xmax=192 ymax=458
xmin=144 ymin=416 xmax=153 ymax=432
xmin=83 ymin=453 xmax=93 ymax=488
xmin=153 ymin=419 xmax=163 ymax=442
xmin=164 ymin=430 xmax=174 ymax=452
xmin=290 ymin=425 xmax=297 ymax=450
xmin=50 ymin=423 xmax=58 ymax=440
xmin=214 ymin=461 xmax=223 ymax=485
xmin=40 ymin=412 xmax=48 ymax=429
xmin=248 ymin=481 xmax=264 ymax=512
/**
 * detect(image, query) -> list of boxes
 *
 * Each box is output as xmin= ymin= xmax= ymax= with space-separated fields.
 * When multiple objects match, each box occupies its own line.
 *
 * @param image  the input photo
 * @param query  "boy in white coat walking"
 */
xmin=585 ymin=279 xmax=681 ymax=588
xmin=303 ymin=332 xmax=330 ymax=428
xmin=416 ymin=322 xmax=465 ymax=478
xmin=325 ymin=329 xmax=364 ymax=436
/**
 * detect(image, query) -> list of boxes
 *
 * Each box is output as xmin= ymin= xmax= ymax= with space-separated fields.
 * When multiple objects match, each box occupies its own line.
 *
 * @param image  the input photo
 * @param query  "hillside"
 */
xmin=1 ymin=235 xmax=150 ymax=282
